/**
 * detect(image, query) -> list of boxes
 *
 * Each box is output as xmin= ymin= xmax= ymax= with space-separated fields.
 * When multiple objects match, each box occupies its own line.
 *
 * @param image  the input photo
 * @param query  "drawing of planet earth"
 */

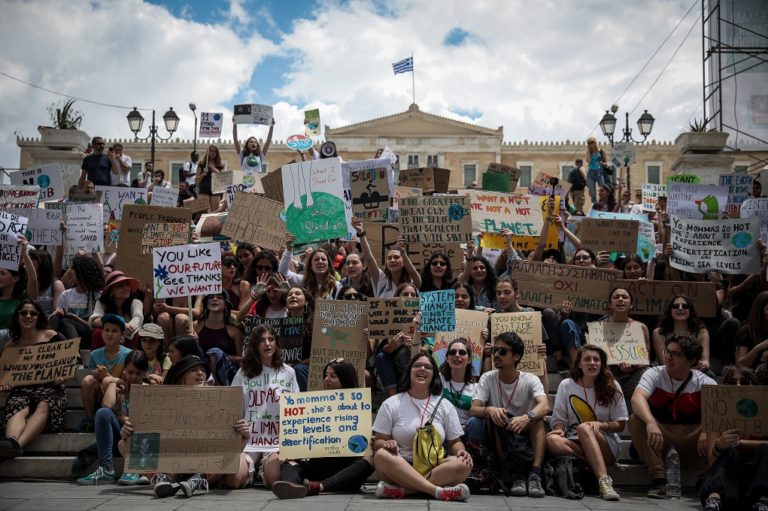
xmin=285 ymin=191 xmax=347 ymax=244
xmin=732 ymin=231 xmax=752 ymax=249
xmin=348 ymin=435 xmax=368 ymax=453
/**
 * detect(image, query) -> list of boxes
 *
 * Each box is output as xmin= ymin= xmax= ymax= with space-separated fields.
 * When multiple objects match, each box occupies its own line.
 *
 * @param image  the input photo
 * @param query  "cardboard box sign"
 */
xmin=610 ymin=280 xmax=718 ymax=317
xmin=486 ymin=163 xmax=521 ymax=190
xmin=222 ymin=193 xmax=285 ymax=252
xmin=399 ymin=167 xmax=450 ymax=193
xmin=701 ymin=385 xmax=768 ymax=435
xmin=491 ymin=312 xmax=545 ymax=376
xmin=182 ymin=196 xmax=210 ymax=215
xmin=260 ymin=169 xmax=285 ymax=203
xmin=585 ymin=322 xmax=650 ymax=365
xmin=578 ymin=218 xmax=639 ymax=254
xmin=398 ymin=195 xmax=472 ymax=244
xmin=365 ymin=220 xmax=463 ymax=272
xmin=0 ymin=338 xmax=80 ymax=386
xmin=367 ymin=297 xmax=420 ymax=347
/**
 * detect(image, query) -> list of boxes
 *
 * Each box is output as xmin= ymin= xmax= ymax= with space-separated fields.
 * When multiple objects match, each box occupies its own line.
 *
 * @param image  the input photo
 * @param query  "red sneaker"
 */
xmin=376 ymin=481 xmax=406 ymax=499
xmin=439 ymin=483 xmax=470 ymax=501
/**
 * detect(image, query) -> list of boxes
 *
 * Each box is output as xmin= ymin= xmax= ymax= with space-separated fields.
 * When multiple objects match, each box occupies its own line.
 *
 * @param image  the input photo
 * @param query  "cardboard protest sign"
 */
xmin=666 ymin=173 xmax=700 ymax=186
xmin=578 ymin=218 xmax=639 ymax=254
xmin=152 ymin=242 xmax=222 ymax=298
xmin=0 ymin=185 xmax=39 ymax=211
xmin=118 ymin=205 xmax=194 ymax=287
xmin=587 ymin=209 xmax=656 ymax=262
xmin=365 ymin=222 xmax=462 ymax=272
xmin=212 ymin=170 xmax=243 ymax=195
xmin=126 ymin=386 xmax=243 ymax=473
xmin=281 ymin=158 xmax=349 ymax=245
xmin=720 ymin=175 xmax=752 ymax=215
xmin=149 ymin=186 xmax=179 ymax=208
xmin=98 ymin=186 xmax=148 ymax=222
xmin=0 ymin=338 xmax=79 ymax=386
xmin=141 ymin=223 xmax=189 ymax=255
xmin=399 ymin=167 xmax=451 ymax=194
xmin=485 ymin=163 xmax=522 ymax=191
xmin=225 ymin=182 xmax=255 ymax=206
xmin=491 ymin=311 xmax=545 ymax=375
xmin=234 ymin=103 xmax=272 ymax=125
xmin=398 ymin=196 xmax=472 ymax=244
xmin=261 ymin=168 xmax=284 ymax=203
xmin=10 ymin=164 xmax=64 ymax=202
xmin=308 ymin=300 xmax=368 ymax=391
xmin=199 ymin=112 xmax=223 ymax=137
xmin=0 ymin=212 xmax=27 ymax=270
xmin=510 ymin=260 xmax=621 ymax=314
xmin=367 ymin=297 xmax=420 ymax=347
xmin=667 ymin=183 xmax=729 ymax=220
xmin=10 ymin=208 xmax=61 ymax=246
xmin=610 ymin=279 xmax=717 ymax=317
xmin=194 ymin=212 xmax=228 ymax=240
xmin=182 ymin=196 xmax=210 ymax=215
xmin=394 ymin=186 xmax=422 ymax=199
xmin=432 ymin=309 xmax=488 ymax=376
xmin=244 ymin=315 xmax=305 ymax=364
xmin=641 ymin=184 xmax=666 ymax=212
xmin=740 ymin=198 xmax=768 ymax=244
xmin=670 ymin=215 xmax=761 ymax=274
xmin=68 ymin=190 xmax=102 ymax=203
xmin=350 ymin=167 xmax=391 ymax=222
xmin=279 ymin=388 xmax=372 ymax=459
xmin=529 ymin=171 xmax=569 ymax=200
xmin=701 ymin=384 xmax=768 ymax=435
xmin=304 ymin=108 xmax=321 ymax=136
xmin=222 ymin=193 xmax=285 ymax=252
xmin=586 ymin=322 xmax=649 ymax=365
xmin=462 ymin=189 xmax=541 ymax=235
xmin=419 ymin=290 xmax=456 ymax=333
xmin=63 ymin=204 xmax=103 ymax=255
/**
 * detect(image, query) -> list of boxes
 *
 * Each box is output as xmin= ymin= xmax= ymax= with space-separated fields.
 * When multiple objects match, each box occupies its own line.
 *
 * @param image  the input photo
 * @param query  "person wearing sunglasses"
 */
xmin=219 ymin=254 xmax=244 ymax=312
xmin=336 ymin=284 xmax=365 ymax=301
xmin=0 ymin=300 xmax=67 ymax=458
xmin=468 ymin=332 xmax=550 ymax=497
xmin=630 ymin=335 xmax=716 ymax=499
xmin=653 ymin=295 xmax=710 ymax=371
xmin=420 ymin=253 xmax=455 ymax=293
xmin=79 ymin=136 xmax=114 ymax=188
xmin=438 ymin=338 xmax=477 ymax=430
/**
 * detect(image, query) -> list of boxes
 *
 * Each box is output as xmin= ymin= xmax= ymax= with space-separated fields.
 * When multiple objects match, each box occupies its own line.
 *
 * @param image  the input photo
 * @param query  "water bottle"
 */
xmin=665 ymin=444 xmax=681 ymax=500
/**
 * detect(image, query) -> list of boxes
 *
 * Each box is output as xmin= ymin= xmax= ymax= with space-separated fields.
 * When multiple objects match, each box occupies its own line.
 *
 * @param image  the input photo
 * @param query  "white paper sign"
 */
xmin=152 ymin=242 xmax=222 ymax=298
xmin=150 ymin=187 xmax=179 ymax=208
xmin=10 ymin=164 xmax=64 ymax=202
xmin=10 ymin=208 xmax=61 ymax=246
xmin=97 ymin=186 xmax=148 ymax=222
xmin=234 ymin=104 xmax=273 ymax=125
xmin=641 ymin=184 xmax=666 ymax=212
xmin=740 ymin=198 xmax=768 ymax=244
xmin=64 ymin=203 xmax=104 ymax=255
xmin=670 ymin=215 xmax=761 ymax=274
xmin=0 ymin=212 xmax=28 ymax=271
xmin=720 ymin=175 xmax=753 ymax=215
xmin=199 ymin=112 xmax=223 ymax=138
xmin=667 ymin=183 xmax=729 ymax=220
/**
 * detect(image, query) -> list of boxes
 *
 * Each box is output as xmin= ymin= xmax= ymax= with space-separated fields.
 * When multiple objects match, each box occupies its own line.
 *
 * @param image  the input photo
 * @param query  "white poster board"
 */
xmin=10 ymin=164 xmax=64 ymax=202
xmin=152 ymin=242 xmax=222 ymax=298
xmin=670 ymin=215 xmax=761 ymax=274
xmin=199 ymin=112 xmax=223 ymax=137
xmin=150 ymin=187 xmax=179 ymax=208
xmin=234 ymin=103 xmax=273 ymax=125
xmin=64 ymin=204 xmax=104 ymax=255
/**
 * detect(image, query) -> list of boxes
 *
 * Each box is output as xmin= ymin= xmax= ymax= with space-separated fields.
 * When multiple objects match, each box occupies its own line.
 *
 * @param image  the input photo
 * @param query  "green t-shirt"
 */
xmin=0 ymin=298 xmax=20 ymax=330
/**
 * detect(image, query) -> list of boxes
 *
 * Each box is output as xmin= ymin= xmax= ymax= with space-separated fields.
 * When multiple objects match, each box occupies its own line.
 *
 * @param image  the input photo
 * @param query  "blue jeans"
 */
xmin=465 ymin=416 xmax=488 ymax=446
xmin=558 ymin=319 xmax=584 ymax=352
xmin=374 ymin=346 xmax=411 ymax=390
xmin=95 ymin=407 xmax=121 ymax=471
xmin=294 ymin=363 xmax=309 ymax=391
xmin=587 ymin=168 xmax=605 ymax=204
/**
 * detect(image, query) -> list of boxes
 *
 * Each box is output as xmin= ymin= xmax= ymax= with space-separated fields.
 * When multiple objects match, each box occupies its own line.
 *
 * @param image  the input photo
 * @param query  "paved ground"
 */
xmin=0 ymin=481 xmax=704 ymax=510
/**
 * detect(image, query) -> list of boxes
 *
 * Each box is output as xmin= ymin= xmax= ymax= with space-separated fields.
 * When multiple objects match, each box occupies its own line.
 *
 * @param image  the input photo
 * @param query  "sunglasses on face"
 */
xmin=19 ymin=310 xmax=39 ymax=317
xmin=672 ymin=303 xmax=690 ymax=310
xmin=492 ymin=347 xmax=511 ymax=356
xmin=448 ymin=349 xmax=468 ymax=357
xmin=255 ymin=265 xmax=273 ymax=272
xmin=343 ymin=293 xmax=361 ymax=300
xmin=431 ymin=260 xmax=447 ymax=267
xmin=223 ymin=261 xmax=237 ymax=268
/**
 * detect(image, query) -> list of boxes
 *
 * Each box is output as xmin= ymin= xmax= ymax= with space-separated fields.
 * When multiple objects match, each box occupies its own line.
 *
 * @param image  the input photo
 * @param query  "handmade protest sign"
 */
xmin=68 ymin=190 xmax=102 ymax=204
xmin=260 ymin=168 xmax=284 ymax=203
xmin=225 ymin=182 xmax=255 ymax=206
xmin=720 ymin=175 xmax=752 ymax=215
xmin=182 ymin=196 xmax=210 ymax=215
xmin=740 ymin=198 xmax=768 ymax=244
xmin=367 ymin=297 xmax=420 ymax=347
xmin=212 ymin=170 xmax=243 ymax=194
xmin=670 ymin=215 xmax=760 ymax=274
xmin=234 ymin=103 xmax=272 ymax=125
xmin=610 ymin=279 xmax=717 ymax=317
xmin=141 ymin=223 xmax=189 ymax=255
xmin=126 ymin=386 xmax=243 ymax=473
xmin=667 ymin=183 xmax=729 ymax=220
xmin=529 ymin=171 xmax=569 ymax=200
xmin=222 ymin=193 xmax=285 ymax=252
xmin=462 ymin=189 xmax=541 ymax=235
xmin=244 ymin=315 xmax=305 ymax=364
xmin=510 ymin=260 xmax=620 ymax=314
xmin=587 ymin=209 xmax=656 ymax=262
xmin=419 ymin=290 xmax=456 ymax=333
xmin=399 ymin=167 xmax=451 ymax=194
xmin=304 ymin=108 xmax=321 ymax=136
xmin=279 ymin=388 xmax=373 ymax=460
xmin=0 ymin=338 xmax=79 ymax=386
xmin=63 ymin=204 xmax=103 ymax=255
xmin=394 ymin=186 xmax=422 ymax=199
xmin=10 ymin=208 xmax=61 ymax=246
xmin=0 ymin=212 xmax=27 ymax=270
xmin=641 ymin=184 xmax=666 ymax=212
xmin=281 ymin=157 xmax=349 ymax=245
xmin=308 ymin=300 xmax=368 ymax=391
xmin=98 ymin=186 xmax=148 ymax=222
xmin=578 ymin=218 xmax=639 ymax=254
xmin=199 ymin=112 xmax=223 ymax=137
xmin=701 ymin=385 xmax=768 ymax=435
xmin=350 ymin=167 xmax=390 ymax=222
xmin=586 ymin=322 xmax=649 ymax=365
xmin=150 ymin=186 xmax=179 ymax=208
xmin=491 ymin=311 xmax=545 ymax=375
xmin=365 ymin=222 xmax=462 ymax=272
xmin=286 ymin=134 xmax=313 ymax=151
xmin=399 ymin=196 xmax=471 ymax=244
xmin=118 ymin=205 xmax=193 ymax=287
xmin=152 ymin=242 xmax=222 ymax=298
xmin=0 ymin=185 xmax=39 ymax=211
xmin=485 ymin=163 xmax=522 ymax=191
xmin=10 ymin=164 xmax=64 ymax=202
xmin=432 ymin=309 xmax=488 ymax=376
xmin=0 ymin=211 xmax=28 ymax=238
xmin=194 ymin=212 xmax=228 ymax=240
xmin=666 ymin=174 xmax=700 ymax=186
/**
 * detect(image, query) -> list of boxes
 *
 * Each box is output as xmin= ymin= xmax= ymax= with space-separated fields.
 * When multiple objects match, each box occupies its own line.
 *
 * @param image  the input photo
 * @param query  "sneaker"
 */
xmin=151 ymin=473 xmax=180 ymax=498
xmin=76 ymin=417 xmax=95 ymax=433
xmin=118 ymin=473 xmax=150 ymax=485
xmin=439 ymin=483 xmax=470 ymax=502
xmin=76 ymin=466 xmax=116 ymax=485
xmin=703 ymin=497 xmax=721 ymax=511
xmin=509 ymin=478 xmax=527 ymax=497
xmin=647 ymin=479 xmax=666 ymax=499
xmin=598 ymin=475 xmax=620 ymax=501
xmin=0 ymin=437 xmax=23 ymax=459
xmin=179 ymin=473 xmax=209 ymax=498
xmin=271 ymin=480 xmax=307 ymax=499
xmin=304 ymin=480 xmax=321 ymax=496
xmin=376 ymin=481 xmax=406 ymax=499
xmin=753 ymin=503 xmax=768 ymax=511
xmin=527 ymin=473 xmax=545 ymax=498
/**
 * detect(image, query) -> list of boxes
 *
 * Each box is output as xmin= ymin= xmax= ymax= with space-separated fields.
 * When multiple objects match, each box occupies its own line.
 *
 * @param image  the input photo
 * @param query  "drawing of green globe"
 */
xmin=37 ymin=175 xmax=50 ymax=188
xmin=736 ymin=398 xmax=758 ymax=418
xmin=247 ymin=156 xmax=259 ymax=167
xmin=732 ymin=231 xmax=752 ymax=249
xmin=285 ymin=192 xmax=346 ymax=244
xmin=243 ymin=174 xmax=255 ymax=186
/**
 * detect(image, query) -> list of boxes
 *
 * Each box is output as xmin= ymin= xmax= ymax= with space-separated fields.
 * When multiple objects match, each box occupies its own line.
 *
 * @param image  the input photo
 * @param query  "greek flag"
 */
xmin=392 ymin=57 xmax=413 ymax=74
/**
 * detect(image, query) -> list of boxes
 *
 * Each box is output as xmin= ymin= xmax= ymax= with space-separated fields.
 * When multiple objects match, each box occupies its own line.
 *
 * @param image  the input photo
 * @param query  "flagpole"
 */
xmin=411 ymin=52 xmax=415 ymax=105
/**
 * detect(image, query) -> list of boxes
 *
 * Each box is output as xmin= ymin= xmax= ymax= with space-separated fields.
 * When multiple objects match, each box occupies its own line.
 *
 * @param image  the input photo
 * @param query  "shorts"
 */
xmin=243 ymin=451 xmax=276 ymax=487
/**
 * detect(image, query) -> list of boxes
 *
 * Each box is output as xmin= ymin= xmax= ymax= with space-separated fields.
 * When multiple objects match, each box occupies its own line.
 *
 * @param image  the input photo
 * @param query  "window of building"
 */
xmin=645 ymin=162 xmax=662 ymax=184
xmin=463 ymin=163 xmax=477 ymax=187
xmin=516 ymin=161 xmax=533 ymax=188
xmin=131 ymin=162 xmax=143 ymax=183
xmin=559 ymin=162 xmax=571 ymax=181
xmin=733 ymin=162 xmax=750 ymax=174
xmin=427 ymin=154 xmax=439 ymax=167
xmin=407 ymin=154 xmax=419 ymax=169
xmin=169 ymin=162 xmax=184 ymax=185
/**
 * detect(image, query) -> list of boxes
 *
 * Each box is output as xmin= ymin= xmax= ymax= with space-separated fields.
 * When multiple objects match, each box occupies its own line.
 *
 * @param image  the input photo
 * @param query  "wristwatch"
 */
xmin=526 ymin=411 xmax=536 ymax=421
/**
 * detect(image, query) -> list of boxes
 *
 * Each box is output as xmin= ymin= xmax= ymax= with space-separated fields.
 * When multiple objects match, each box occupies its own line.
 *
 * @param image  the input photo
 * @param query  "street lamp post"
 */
xmin=189 ymin=103 xmax=198 ymax=153
xmin=126 ymin=107 xmax=180 ymax=171
xmin=599 ymin=105 xmax=655 ymax=193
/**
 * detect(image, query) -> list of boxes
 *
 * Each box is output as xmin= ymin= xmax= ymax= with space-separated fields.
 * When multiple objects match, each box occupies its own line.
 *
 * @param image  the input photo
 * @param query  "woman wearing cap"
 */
xmin=194 ymin=292 xmax=243 ymax=386
xmin=136 ymin=323 xmax=170 ymax=384
xmin=117 ymin=355 xmax=251 ymax=498
xmin=0 ymin=300 xmax=67 ymax=459
xmin=89 ymin=271 xmax=143 ymax=349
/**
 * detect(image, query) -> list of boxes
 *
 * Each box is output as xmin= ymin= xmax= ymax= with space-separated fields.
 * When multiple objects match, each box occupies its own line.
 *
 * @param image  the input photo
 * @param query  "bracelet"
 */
xmin=357 ymin=231 xmax=367 ymax=238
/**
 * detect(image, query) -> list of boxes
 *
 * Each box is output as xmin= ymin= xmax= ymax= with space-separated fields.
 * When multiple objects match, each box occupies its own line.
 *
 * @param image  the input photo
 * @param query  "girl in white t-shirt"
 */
xmin=438 ymin=338 xmax=477 ymax=429
xmin=546 ymin=344 xmax=627 ymax=501
xmin=233 ymin=117 xmax=274 ymax=174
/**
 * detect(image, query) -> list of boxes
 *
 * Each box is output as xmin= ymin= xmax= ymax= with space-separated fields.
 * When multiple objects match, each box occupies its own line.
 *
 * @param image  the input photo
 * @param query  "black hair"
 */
xmin=28 ymin=249 xmax=54 ymax=293
xmin=420 ymin=252 xmax=455 ymax=292
xmin=242 ymin=325 xmax=283 ymax=377
xmin=336 ymin=284 xmax=367 ymax=301
xmin=200 ymin=292 xmax=234 ymax=324
xmin=439 ymin=337 xmax=475 ymax=384
xmin=466 ymin=256 xmax=497 ymax=304
xmin=171 ymin=335 xmax=203 ymax=359
xmin=451 ymin=282 xmax=476 ymax=310
xmin=657 ymin=295 xmax=704 ymax=336
xmin=322 ymin=359 xmax=359 ymax=389
xmin=399 ymin=353 xmax=442 ymax=395
xmin=243 ymin=250 xmax=278 ymax=284
xmin=124 ymin=350 xmax=149 ymax=372
xmin=9 ymin=299 xmax=48 ymax=340
xmin=665 ymin=334 xmax=703 ymax=362
xmin=494 ymin=331 xmax=525 ymax=367
xmin=71 ymin=255 xmax=104 ymax=314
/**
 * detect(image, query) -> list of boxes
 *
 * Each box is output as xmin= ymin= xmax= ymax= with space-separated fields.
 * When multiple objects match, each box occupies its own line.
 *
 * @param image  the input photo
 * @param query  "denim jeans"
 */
xmin=465 ymin=416 xmax=488 ymax=446
xmin=374 ymin=346 xmax=411 ymax=390
xmin=95 ymin=407 xmax=121 ymax=471
xmin=558 ymin=319 xmax=584 ymax=351
xmin=294 ymin=363 xmax=309 ymax=391
xmin=586 ymin=168 xmax=605 ymax=204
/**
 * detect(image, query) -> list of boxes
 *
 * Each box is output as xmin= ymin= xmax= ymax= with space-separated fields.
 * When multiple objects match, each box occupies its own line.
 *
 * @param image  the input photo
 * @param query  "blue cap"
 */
xmin=101 ymin=313 xmax=126 ymax=330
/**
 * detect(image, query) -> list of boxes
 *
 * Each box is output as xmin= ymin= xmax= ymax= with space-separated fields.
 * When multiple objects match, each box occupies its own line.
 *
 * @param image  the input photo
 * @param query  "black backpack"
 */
xmin=542 ymin=456 xmax=598 ymax=499
xmin=568 ymin=167 xmax=586 ymax=188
